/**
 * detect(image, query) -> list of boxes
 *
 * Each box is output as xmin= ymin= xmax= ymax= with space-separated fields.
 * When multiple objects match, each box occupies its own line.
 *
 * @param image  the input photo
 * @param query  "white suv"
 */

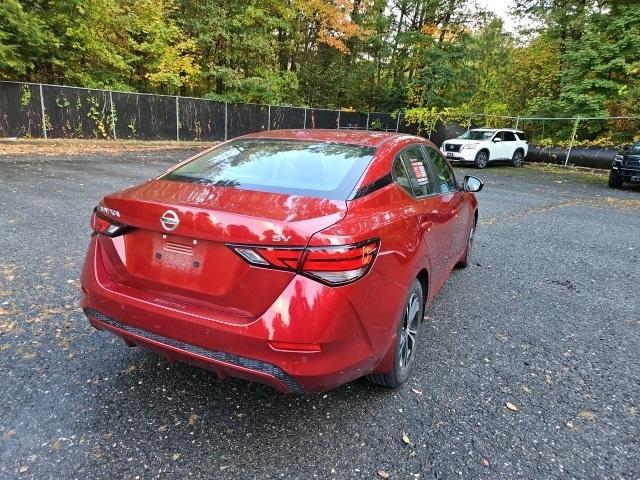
xmin=440 ymin=128 xmax=528 ymax=169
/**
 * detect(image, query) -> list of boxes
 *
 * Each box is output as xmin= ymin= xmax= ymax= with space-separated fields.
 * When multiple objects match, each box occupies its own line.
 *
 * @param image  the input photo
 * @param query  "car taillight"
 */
xmin=229 ymin=239 xmax=379 ymax=286
xmin=91 ymin=209 xmax=128 ymax=237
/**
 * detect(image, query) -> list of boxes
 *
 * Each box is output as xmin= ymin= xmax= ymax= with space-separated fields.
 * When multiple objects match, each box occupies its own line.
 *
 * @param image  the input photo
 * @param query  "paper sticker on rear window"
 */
xmin=411 ymin=159 xmax=429 ymax=185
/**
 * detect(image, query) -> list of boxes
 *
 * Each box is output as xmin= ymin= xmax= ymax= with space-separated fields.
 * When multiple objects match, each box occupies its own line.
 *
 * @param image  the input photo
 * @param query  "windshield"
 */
xmin=459 ymin=130 xmax=496 ymax=141
xmin=161 ymin=139 xmax=376 ymax=200
xmin=627 ymin=142 xmax=640 ymax=153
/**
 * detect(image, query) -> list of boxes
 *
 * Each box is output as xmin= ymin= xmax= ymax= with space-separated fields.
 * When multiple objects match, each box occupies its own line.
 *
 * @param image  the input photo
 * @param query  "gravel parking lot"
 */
xmin=1 ymin=144 xmax=638 ymax=479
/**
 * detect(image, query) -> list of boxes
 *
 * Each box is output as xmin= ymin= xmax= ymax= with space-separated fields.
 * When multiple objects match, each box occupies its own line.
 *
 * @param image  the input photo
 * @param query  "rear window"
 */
xmin=162 ymin=139 xmax=376 ymax=200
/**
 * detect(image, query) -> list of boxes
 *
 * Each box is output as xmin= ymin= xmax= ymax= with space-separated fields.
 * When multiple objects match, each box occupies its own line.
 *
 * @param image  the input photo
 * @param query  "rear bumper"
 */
xmin=81 ymin=237 xmax=406 ymax=393
xmin=85 ymin=308 xmax=303 ymax=392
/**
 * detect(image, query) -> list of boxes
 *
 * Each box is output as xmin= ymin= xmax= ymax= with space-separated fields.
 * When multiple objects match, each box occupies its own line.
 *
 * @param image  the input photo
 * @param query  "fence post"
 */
xmin=224 ymin=102 xmax=228 ymax=141
xmin=366 ymin=112 xmax=370 ymax=131
xmin=303 ymin=108 xmax=307 ymax=129
xmin=39 ymin=84 xmax=47 ymax=139
xmin=337 ymin=110 xmax=341 ymax=129
xmin=109 ymin=90 xmax=116 ymax=140
xmin=564 ymin=116 xmax=580 ymax=166
xmin=515 ymin=116 xmax=520 ymax=129
xmin=395 ymin=113 xmax=401 ymax=133
xmin=267 ymin=105 xmax=271 ymax=131
xmin=428 ymin=114 xmax=439 ymax=140
xmin=175 ymin=96 xmax=180 ymax=141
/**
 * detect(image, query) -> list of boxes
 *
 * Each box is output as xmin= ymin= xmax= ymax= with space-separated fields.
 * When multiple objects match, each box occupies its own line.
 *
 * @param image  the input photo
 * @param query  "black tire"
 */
xmin=366 ymin=279 xmax=424 ymax=388
xmin=511 ymin=149 xmax=525 ymax=167
xmin=456 ymin=218 xmax=476 ymax=268
xmin=474 ymin=150 xmax=489 ymax=169
xmin=608 ymin=171 xmax=623 ymax=188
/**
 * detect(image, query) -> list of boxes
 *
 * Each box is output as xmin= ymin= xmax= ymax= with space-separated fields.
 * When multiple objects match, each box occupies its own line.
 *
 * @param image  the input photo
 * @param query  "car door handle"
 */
xmin=420 ymin=220 xmax=432 ymax=231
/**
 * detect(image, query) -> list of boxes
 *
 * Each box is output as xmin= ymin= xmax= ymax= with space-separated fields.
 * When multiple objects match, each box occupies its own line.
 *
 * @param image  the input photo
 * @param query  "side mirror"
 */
xmin=464 ymin=175 xmax=483 ymax=192
xmin=493 ymin=137 xmax=502 ymax=143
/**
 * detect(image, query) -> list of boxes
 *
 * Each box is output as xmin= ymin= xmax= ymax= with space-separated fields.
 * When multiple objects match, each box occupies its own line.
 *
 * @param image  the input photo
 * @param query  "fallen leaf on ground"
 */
xmin=481 ymin=459 xmax=490 ymax=466
xmin=565 ymin=421 xmax=574 ymax=429
xmin=506 ymin=402 xmax=518 ymax=412
xmin=402 ymin=432 xmax=411 ymax=444
xmin=411 ymin=388 xmax=422 ymax=395
xmin=19 ymin=466 xmax=28 ymax=473
xmin=521 ymin=385 xmax=532 ymax=395
xmin=188 ymin=414 xmax=199 ymax=425
xmin=158 ymin=425 xmax=169 ymax=432
xmin=578 ymin=410 xmax=595 ymax=421
xmin=377 ymin=469 xmax=390 ymax=479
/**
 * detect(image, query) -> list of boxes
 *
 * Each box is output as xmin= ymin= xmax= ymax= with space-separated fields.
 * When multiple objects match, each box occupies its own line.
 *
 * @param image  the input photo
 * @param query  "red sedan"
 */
xmin=81 ymin=130 xmax=483 ymax=393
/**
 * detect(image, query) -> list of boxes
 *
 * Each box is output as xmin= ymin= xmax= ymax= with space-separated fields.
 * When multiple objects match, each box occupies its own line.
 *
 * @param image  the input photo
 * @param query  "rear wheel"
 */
xmin=456 ymin=219 xmax=476 ymax=268
xmin=366 ymin=279 xmax=423 ymax=388
xmin=511 ymin=149 xmax=525 ymax=167
xmin=474 ymin=150 xmax=489 ymax=169
xmin=608 ymin=171 xmax=623 ymax=188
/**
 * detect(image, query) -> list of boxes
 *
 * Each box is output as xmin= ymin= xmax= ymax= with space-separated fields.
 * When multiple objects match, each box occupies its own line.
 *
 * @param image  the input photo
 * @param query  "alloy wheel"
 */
xmin=399 ymin=292 xmax=420 ymax=368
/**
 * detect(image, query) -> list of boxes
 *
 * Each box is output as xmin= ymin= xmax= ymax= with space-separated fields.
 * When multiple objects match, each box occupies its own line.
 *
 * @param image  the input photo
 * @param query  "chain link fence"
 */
xmin=2 ymin=80 xmax=639 ymax=169
xmin=0 ymin=81 xmax=407 ymax=143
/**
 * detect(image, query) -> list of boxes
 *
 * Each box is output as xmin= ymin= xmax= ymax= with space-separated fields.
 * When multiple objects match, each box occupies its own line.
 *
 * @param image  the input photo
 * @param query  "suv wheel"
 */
xmin=511 ymin=150 xmax=525 ymax=167
xmin=366 ymin=279 xmax=423 ymax=388
xmin=474 ymin=150 xmax=489 ymax=169
xmin=608 ymin=171 xmax=623 ymax=188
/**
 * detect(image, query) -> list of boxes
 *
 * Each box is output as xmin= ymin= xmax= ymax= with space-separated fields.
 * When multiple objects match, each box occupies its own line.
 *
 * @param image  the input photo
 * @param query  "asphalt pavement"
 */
xmin=0 ymin=147 xmax=638 ymax=479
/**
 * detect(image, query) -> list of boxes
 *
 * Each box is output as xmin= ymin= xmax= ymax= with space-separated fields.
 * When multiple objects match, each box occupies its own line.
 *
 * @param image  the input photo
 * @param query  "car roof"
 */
xmin=470 ymin=128 xmax=524 ymax=133
xmin=236 ymin=129 xmax=415 ymax=148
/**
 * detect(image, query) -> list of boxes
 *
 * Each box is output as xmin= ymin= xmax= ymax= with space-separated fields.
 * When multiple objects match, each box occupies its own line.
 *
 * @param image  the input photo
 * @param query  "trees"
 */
xmin=0 ymin=0 xmax=637 ymax=133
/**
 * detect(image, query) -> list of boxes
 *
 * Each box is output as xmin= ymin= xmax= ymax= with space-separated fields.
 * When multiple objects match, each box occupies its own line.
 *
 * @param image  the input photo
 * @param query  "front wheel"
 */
xmin=366 ymin=279 xmax=423 ymax=388
xmin=474 ymin=150 xmax=489 ymax=169
xmin=511 ymin=150 xmax=525 ymax=167
xmin=608 ymin=171 xmax=623 ymax=188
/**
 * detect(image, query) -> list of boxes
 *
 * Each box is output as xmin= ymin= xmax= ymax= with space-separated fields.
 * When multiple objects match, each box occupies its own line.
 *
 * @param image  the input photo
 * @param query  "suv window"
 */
xmin=502 ymin=131 xmax=517 ymax=141
xmin=516 ymin=131 xmax=528 ymax=142
xmin=425 ymin=147 xmax=457 ymax=194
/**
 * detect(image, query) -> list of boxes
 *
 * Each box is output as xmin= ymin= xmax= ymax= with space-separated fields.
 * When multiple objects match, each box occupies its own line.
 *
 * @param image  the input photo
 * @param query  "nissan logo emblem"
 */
xmin=160 ymin=210 xmax=180 ymax=231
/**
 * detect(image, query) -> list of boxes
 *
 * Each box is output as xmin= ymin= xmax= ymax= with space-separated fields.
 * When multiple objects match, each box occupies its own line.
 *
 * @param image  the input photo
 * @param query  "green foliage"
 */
xmin=0 ymin=0 xmax=638 ymax=148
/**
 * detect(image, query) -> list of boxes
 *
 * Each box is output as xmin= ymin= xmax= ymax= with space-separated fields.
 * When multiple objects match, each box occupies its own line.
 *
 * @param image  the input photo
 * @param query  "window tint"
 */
xmin=392 ymin=157 xmax=413 ymax=196
xmin=162 ymin=139 xmax=376 ymax=200
xmin=425 ymin=147 xmax=457 ymax=194
xmin=516 ymin=131 xmax=528 ymax=141
xmin=503 ymin=131 xmax=517 ymax=141
xmin=399 ymin=146 xmax=435 ymax=197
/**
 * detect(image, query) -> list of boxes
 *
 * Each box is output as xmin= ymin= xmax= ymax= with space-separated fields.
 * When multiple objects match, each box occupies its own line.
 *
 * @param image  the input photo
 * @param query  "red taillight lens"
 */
xmin=302 ymin=240 xmax=379 ymax=285
xmin=229 ymin=239 xmax=379 ymax=286
xmin=91 ymin=210 xmax=128 ymax=237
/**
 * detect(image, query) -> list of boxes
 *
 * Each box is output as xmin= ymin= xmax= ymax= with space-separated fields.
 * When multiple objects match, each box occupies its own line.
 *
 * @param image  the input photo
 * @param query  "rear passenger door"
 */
xmin=392 ymin=145 xmax=455 ymax=295
xmin=422 ymin=146 xmax=468 ymax=265
xmin=500 ymin=131 xmax=518 ymax=160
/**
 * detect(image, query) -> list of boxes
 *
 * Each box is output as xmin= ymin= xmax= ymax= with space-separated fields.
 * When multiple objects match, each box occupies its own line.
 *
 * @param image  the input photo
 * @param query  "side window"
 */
xmin=503 ymin=131 xmax=517 ymax=141
xmin=516 ymin=131 xmax=528 ymax=142
xmin=399 ymin=146 xmax=435 ymax=197
xmin=392 ymin=157 xmax=413 ymax=196
xmin=425 ymin=147 xmax=457 ymax=194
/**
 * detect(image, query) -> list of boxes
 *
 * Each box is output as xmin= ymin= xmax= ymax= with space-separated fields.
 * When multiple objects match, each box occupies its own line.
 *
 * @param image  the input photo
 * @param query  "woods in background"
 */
xmin=1 ymin=0 xmax=639 ymax=124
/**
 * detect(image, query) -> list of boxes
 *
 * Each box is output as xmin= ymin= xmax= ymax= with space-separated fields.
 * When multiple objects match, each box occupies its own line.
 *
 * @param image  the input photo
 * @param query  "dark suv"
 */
xmin=609 ymin=141 xmax=640 ymax=188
